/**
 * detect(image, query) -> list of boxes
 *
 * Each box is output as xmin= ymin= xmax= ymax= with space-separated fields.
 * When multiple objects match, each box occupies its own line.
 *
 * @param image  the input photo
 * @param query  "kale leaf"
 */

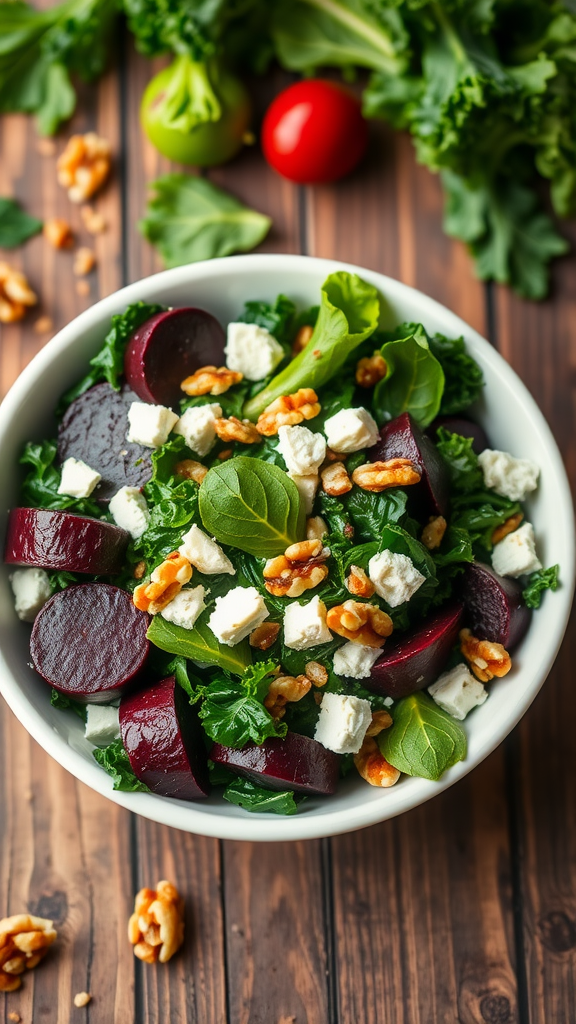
xmin=523 ymin=564 xmax=560 ymax=609
xmin=20 ymin=439 xmax=101 ymax=517
xmin=223 ymin=777 xmax=301 ymax=815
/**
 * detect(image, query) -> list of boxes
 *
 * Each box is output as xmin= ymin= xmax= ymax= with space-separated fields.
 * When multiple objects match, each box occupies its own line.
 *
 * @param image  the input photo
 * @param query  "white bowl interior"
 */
xmin=0 ymin=254 xmax=573 ymax=841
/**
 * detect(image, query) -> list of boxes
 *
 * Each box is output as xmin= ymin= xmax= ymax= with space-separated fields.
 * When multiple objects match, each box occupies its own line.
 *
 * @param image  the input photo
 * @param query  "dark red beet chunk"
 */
xmin=462 ymin=562 xmax=531 ymax=650
xmin=30 ymin=584 xmax=149 ymax=703
xmin=366 ymin=602 xmax=464 ymax=700
xmin=370 ymin=411 xmax=450 ymax=516
xmin=210 ymin=732 xmax=340 ymax=796
xmin=120 ymin=676 xmax=210 ymax=801
xmin=58 ymin=382 xmax=153 ymax=502
xmin=5 ymin=508 xmax=129 ymax=574
xmin=430 ymin=415 xmax=489 ymax=454
xmin=124 ymin=307 xmax=226 ymax=407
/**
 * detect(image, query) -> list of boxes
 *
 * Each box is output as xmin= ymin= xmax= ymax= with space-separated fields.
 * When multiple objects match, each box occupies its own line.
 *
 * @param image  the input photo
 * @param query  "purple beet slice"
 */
xmin=120 ymin=676 xmax=210 ymax=801
xmin=30 ymin=584 xmax=150 ymax=703
xmin=369 ymin=411 xmax=450 ymax=516
xmin=462 ymin=562 xmax=531 ymax=650
xmin=58 ymin=382 xmax=153 ymax=502
xmin=366 ymin=602 xmax=464 ymax=700
xmin=124 ymin=307 xmax=226 ymax=407
xmin=430 ymin=415 xmax=489 ymax=454
xmin=210 ymin=732 xmax=340 ymax=796
xmin=5 ymin=508 xmax=129 ymax=575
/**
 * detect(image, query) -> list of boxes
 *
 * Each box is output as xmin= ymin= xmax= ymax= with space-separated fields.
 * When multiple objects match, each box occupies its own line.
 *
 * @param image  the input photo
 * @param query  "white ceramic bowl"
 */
xmin=0 ymin=254 xmax=573 ymax=841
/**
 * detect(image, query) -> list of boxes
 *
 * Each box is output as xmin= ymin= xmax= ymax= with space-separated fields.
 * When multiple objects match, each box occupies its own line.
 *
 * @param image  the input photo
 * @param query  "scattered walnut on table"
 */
xmin=256 ymin=388 xmax=321 ymax=436
xmin=43 ymin=217 xmax=73 ymax=249
xmin=180 ymin=365 xmax=243 ymax=396
xmin=33 ymin=315 xmax=54 ymax=335
xmin=0 ymin=914 xmax=57 ymax=992
xmin=73 ymin=992 xmax=91 ymax=1007
xmin=263 ymin=538 xmax=329 ymax=598
xmin=346 ymin=564 xmax=376 ymax=598
xmin=321 ymin=461 xmax=352 ymax=496
xmin=80 ymin=205 xmax=106 ymax=235
xmin=57 ymin=133 xmax=111 ymax=203
xmin=0 ymin=263 xmax=37 ymax=323
xmin=421 ymin=515 xmax=447 ymax=551
xmin=133 ymin=552 xmax=192 ymax=614
xmin=356 ymin=352 xmax=387 ymax=387
xmin=214 ymin=416 xmax=261 ymax=444
xmin=128 ymin=881 xmax=184 ymax=964
xmin=352 ymin=458 xmax=421 ymax=493
xmin=264 ymin=674 xmax=311 ymax=720
xmin=459 ymin=628 xmax=512 ymax=682
xmin=73 ymin=247 xmax=96 ymax=277
xmin=326 ymin=600 xmax=393 ymax=648
xmin=354 ymin=735 xmax=400 ymax=787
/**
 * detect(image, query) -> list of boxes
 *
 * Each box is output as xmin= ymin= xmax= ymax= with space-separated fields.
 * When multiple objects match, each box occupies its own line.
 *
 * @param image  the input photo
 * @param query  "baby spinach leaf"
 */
xmin=199 ymin=456 xmax=305 ymax=557
xmin=0 ymin=197 xmax=42 ymax=247
xmin=199 ymin=661 xmax=285 ymax=748
xmin=523 ymin=564 xmax=560 ymax=609
xmin=428 ymin=332 xmax=484 ymax=415
xmin=433 ymin=526 xmax=474 ymax=568
xmin=147 ymin=614 xmax=252 ymax=677
xmin=378 ymin=692 xmax=467 ymax=781
xmin=345 ymin=488 xmax=408 ymax=542
xmin=93 ymin=739 xmax=150 ymax=793
xmin=243 ymin=271 xmax=380 ymax=419
xmin=239 ymin=294 xmax=296 ymax=350
xmin=50 ymin=687 xmax=87 ymax=722
xmin=223 ymin=778 xmax=301 ymax=815
xmin=20 ymin=439 xmax=101 ymax=516
xmin=373 ymin=326 xmax=445 ymax=428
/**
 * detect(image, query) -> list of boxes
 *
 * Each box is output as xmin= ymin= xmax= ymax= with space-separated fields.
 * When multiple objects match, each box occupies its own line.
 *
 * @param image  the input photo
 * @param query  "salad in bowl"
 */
xmin=2 ymin=266 xmax=562 ymax=819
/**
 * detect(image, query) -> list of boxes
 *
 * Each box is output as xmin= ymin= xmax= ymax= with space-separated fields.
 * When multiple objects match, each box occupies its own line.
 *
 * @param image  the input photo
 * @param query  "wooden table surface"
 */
xmin=1 ymin=40 xmax=575 ymax=1024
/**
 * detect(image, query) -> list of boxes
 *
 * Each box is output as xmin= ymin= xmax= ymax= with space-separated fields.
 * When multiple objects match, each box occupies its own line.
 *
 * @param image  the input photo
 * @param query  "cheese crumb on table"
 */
xmin=208 ymin=586 xmax=269 ymax=646
xmin=314 ymin=691 xmax=373 ymax=754
xmin=428 ymin=663 xmax=488 ymax=720
xmin=179 ymin=524 xmax=235 ymax=575
xmin=225 ymin=322 xmax=284 ymax=381
xmin=277 ymin=424 xmax=326 ymax=475
xmin=333 ymin=641 xmax=381 ymax=679
xmin=160 ymin=586 xmax=206 ymax=630
xmin=491 ymin=522 xmax=542 ymax=578
xmin=283 ymin=594 xmax=332 ymax=650
xmin=368 ymin=549 xmax=425 ymax=607
xmin=324 ymin=407 xmax=380 ymax=453
xmin=172 ymin=404 xmax=222 ymax=457
xmin=109 ymin=486 xmax=150 ymax=539
xmin=477 ymin=448 xmax=540 ymax=502
xmin=84 ymin=705 xmax=121 ymax=746
xmin=57 ymin=456 xmax=101 ymax=498
xmin=127 ymin=402 xmax=178 ymax=448
xmin=73 ymin=992 xmax=92 ymax=1008
xmin=10 ymin=567 xmax=52 ymax=622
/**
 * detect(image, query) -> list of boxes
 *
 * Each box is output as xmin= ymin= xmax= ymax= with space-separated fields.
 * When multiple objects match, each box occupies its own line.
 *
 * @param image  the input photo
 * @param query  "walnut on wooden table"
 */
xmin=128 ymin=881 xmax=185 ymax=964
xmin=0 ymin=914 xmax=57 ymax=992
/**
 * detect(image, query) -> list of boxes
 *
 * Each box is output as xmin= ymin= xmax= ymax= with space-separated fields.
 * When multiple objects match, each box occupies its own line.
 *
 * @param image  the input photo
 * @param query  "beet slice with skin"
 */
xmin=30 ymin=584 xmax=150 ymax=703
xmin=430 ymin=415 xmax=489 ymax=455
xmin=365 ymin=602 xmax=464 ymax=700
xmin=369 ymin=411 xmax=450 ymax=516
xmin=5 ymin=508 xmax=129 ymax=575
xmin=462 ymin=561 xmax=531 ymax=650
xmin=210 ymin=732 xmax=340 ymax=796
xmin=124 ymin=307 xmax=226 ymax=407
xmin=58 ymin=382 xmax=153 ymax=502
xmin=120 ymin=676 xmax=210 ymax=801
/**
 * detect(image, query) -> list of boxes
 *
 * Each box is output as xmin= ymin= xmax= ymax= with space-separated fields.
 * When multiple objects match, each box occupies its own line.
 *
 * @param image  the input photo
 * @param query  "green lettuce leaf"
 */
xmin=93 ymin=739 xmax=150 ymax=792
xmin=50 ymin=687 xmax=87 ymax=722
xmin=223 ymin=777 xmax=301 ymax=815
xmin=238 ymin=293 xmax=296 ymax=351
xmin=373 ymin=326 xmax=445 ymax=428
xmin=378 ymin=692 xmax=467 ymax=781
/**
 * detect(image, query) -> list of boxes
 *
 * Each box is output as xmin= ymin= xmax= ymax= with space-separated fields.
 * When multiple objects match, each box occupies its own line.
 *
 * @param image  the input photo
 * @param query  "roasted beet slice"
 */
xmin=30 ymin=584 xmax=149 ymax=703
xmin=462 ymin=561 xmax=531 ymax=650
xmin=369 ymin=411 xmax=449 ymax=516
xmin=366 ymin=602 xmax=463 ymax=700
xmin=5 ymin=508 xmax=129 ymax=575
xmin=430 ymin=415 xmax=489 ymax=454
xmin=58 ymin=382 xmax=153 ymax=502
xmin=120 ymin=675 xmax=210 ymax=801
xmin=124 ymin=307 xmax=226 ymax=407
xmin=210 ymin=732 xmax=340 ymax=796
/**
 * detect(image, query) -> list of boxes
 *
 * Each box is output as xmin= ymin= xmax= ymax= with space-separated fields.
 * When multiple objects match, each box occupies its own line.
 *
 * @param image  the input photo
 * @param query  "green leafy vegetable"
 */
xmin=0 ymin=197 xmax=42 ymax=247
xmin=20 ymin=439 xmax=101 ymax=516
xmin=147 ymin=614 xmax=252 ymax=676
xmin=378 ymin=692 xmax=467 ymax=781
xmin=199 ymin=456 xmax=305 ymax=557
xmin=345 ymin=488 xmax=408 ymax=542
xmin=50 ymin=687 xmax=87 ymax=722
xmin=139 ymin=175 xmax=271 ymax=268
xmin=523 ymin=564 xmax=560 ymax=609
xmin=428 ymin=332 xmax=484 ymax=415
xmin=198 ymin=660 xmax=285 ymax=748
xmin=93 ymin=739 xmax=150 ymax=793
xmin=239 ymin=294 xmax=296 ymax=351
xmin=373 ymin=326 xmax=445 ymax=428
xmin=223 ymin=777 xmax=300 ymax=815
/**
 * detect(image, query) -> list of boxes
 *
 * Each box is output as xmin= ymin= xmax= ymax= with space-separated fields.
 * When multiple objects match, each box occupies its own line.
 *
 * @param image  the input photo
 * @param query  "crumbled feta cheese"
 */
xmin=314 ymin=692 xmax=373 ymax=754
xmin=172 ymin=404 xmax=222 ymax=457
xmin=383 ymin=696 xmax=394 ymax=707
xmin=324 ymin=407 xmax=380 ymax=453
xmin=307 ymin=515 xmax=328 ymax=541
xmin=368 ymin=549 xmax=425 ymax=607
xmin=428 ymin=663 xmax=488 ymax=720
xmin=127 ymin=402 xmax=179 ymax=448
xmin=84 ymin=705 xmax=121 ymax=746
xmin=278 ymin=424 xmax=326 ymax=476
xmin=208 ymin=586 xmax=269 ymax=646
xmin=160 ymin=585 xmax=206 ymax=630
xmin=10 ymin=568 xmax=52 ymax=622
xmin=288 ymin=472 xmax=319 ymax=515
xmin=283 ymin=594 xmax=332 ymax=650
xmin=179 ymin=523 xmax=235 ymax=575
xmin=477 ymin=449 xmax=540 ymax=502
xmin=333 ymin=641 xmax=380 ymax=680
xmin=492 ymin=522 xmax=542 ymax=578
xmin=109 ymin=486 xmax=150 ymax=539
xmin=58 ymin=457 xmax=101 ymax=498
xmin=225 ymin=322 xmax=284 ymax=381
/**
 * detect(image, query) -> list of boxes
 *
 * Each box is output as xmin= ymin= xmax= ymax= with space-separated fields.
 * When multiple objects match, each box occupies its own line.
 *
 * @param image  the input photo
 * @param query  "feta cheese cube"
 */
xmin=306 ymin=515 xmax=328 ymax=541
xmin=10 ymin=568 xmax=52 ymax=622
xmin=492 ymin=522 xmax=542 ymax=578
xmin=324 ymin=407 xmax=379 ymax=453
xmin=208 ymin=586 xmax=269 ymax=646
xmin=58 ymin=457 xmax=101 ymax=498
xmin=179 ymin=524 xmax=235 ymax=575
xmin=109 ymin=486 xmax=150 ymax=539
xmin=288 ymin=472 xmax=319 ymax=515
xmin=160 ymin=585 xmax=206 ymax=630
xmin=127 ymin=402 xmax=179 ymax=448
xmin=368 ymin=549 xmax=425 ymax=607
xmin=84 ymin=705 xmax=121 ymax=746
xmin=333 ymin=641 xmax=380 ymax=680
xmin=314 ymin=692 xmax=373 ymax=754
xmin=278 ymin=424 xmax=326 ymax=476
xmin=225 ymin=322 xmax=285 ymax=381
xmin=172 ymin=404 xmax=222 ymax=457
xmin=478 ymin=448 xmax=540 ymax=502
xmin=428 ymin=663 xmax=488 ymax=720
xmin=283 ymin=595 xmax=332 ymax=650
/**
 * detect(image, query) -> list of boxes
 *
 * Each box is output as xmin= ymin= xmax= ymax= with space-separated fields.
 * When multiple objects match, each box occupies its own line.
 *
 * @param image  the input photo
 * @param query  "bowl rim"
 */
xmin=0 ymin=253 xmax=573 ymax=842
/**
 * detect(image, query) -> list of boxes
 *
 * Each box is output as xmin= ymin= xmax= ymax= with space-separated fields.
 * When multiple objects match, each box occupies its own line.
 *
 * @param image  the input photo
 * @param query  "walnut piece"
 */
xmin=256 ymin=388 xmax=321 ymax=436
xmin=352 ymin=459 xmax=421 ymax=493
xmin=321 ymin=461 xmax=353 ymax=496
xmin=33 ymin=315 xmax=54 ymax=335
xmin=249 ymin=622 xmax=281 ymax=650
xmin=74 ymin=992 xmax=91 ymax=1007
xmin=356 ymin=352 xmax=387 ymax=387
xmin=80 ymin=205 xmax=107 ymax=234
xmin=354 ymin=735 xmax=400 ymax=787
xmin=128 ymin=880 xmax=184 ymax=965
xmin=459 ymin=628 xmax=512 ymax=682
xmin=0 ymin=914 xmax=57 ymax=992
xmin=73 ymin=247 xmax=96 ymax=277
xmin=264 ymin=674 xmax=311 ymax=720
xmin=214 ymin=416 xmax=261 ymax=444
xmin=421 ymin=515 xmax=447 ymax=551
xmin=0 ymin=262 xmax=37 ymax=323
xmin=365 ymin=709 xmax=393 ymax=736
xmin=180 ymin=365 xmax=243 ymax=396
xmin=174 ymin=459 xmax=208 ymax=484
xmin=43 ymin=217 xmax=73 ymax=249
xmin=292 ymin=323 xmax=314 ymax=355
xmin=346 ymin=564 xmax=376 ymax=598
xmin=133 ymin=560 xmax=147 ymax=580
xmin=492 ymin=512 xmax=523 ymax=546
xmin=304 ymin=661 xmax=328 ymax=686
xmin=326 ymin=600 xmax=393 ymax=648
xmin=57 ymin=132 xmax=111 ymax=203
xmin=133 ymin=552 xmax=192 ymax=614
xmin=263 ymin=538 xmax=329 ymax=598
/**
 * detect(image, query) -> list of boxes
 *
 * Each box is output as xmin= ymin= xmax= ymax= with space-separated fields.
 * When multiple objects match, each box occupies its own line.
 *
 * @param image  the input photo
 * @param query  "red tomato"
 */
xmin=261 ymin=79 xmax=368 ymax=185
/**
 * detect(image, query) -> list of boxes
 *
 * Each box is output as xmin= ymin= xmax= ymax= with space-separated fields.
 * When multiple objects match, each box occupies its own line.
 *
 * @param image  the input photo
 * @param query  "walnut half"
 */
xmin=326 ymin=600 xmax=393 ymax=648
xmin=0 ymin=914 xmax=57 ymax=992
xmin=133 ymin=551 xmax=192 ymax=614
xmin=263 ymin=539 xmax=329 ymax=598
xmin=128 ymin=881 xmax=185 ymax=964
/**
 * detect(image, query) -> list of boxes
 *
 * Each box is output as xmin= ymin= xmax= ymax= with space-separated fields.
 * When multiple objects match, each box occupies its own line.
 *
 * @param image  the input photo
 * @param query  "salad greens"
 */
xmin=20 ymin=440 xmax=101 ymax=517
xmin=523 ymin=564 xmax=560 ymax=609
xmin=373 ymin=326 xmax=445 ymax=429
xmin=147 ymin=615 xmax=252 ymax=675
xmin=222 ymin=777 xmax=301 ymax=814
xmin=378 ymin=692 xmax=467 ymax=782
xmin=93 ymin=739 xmax=151 ymax=792
xmin=0 ymin=197 xmax=42 ymax=248
xmin=197 ymin=661 xmax=286 ymax=748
